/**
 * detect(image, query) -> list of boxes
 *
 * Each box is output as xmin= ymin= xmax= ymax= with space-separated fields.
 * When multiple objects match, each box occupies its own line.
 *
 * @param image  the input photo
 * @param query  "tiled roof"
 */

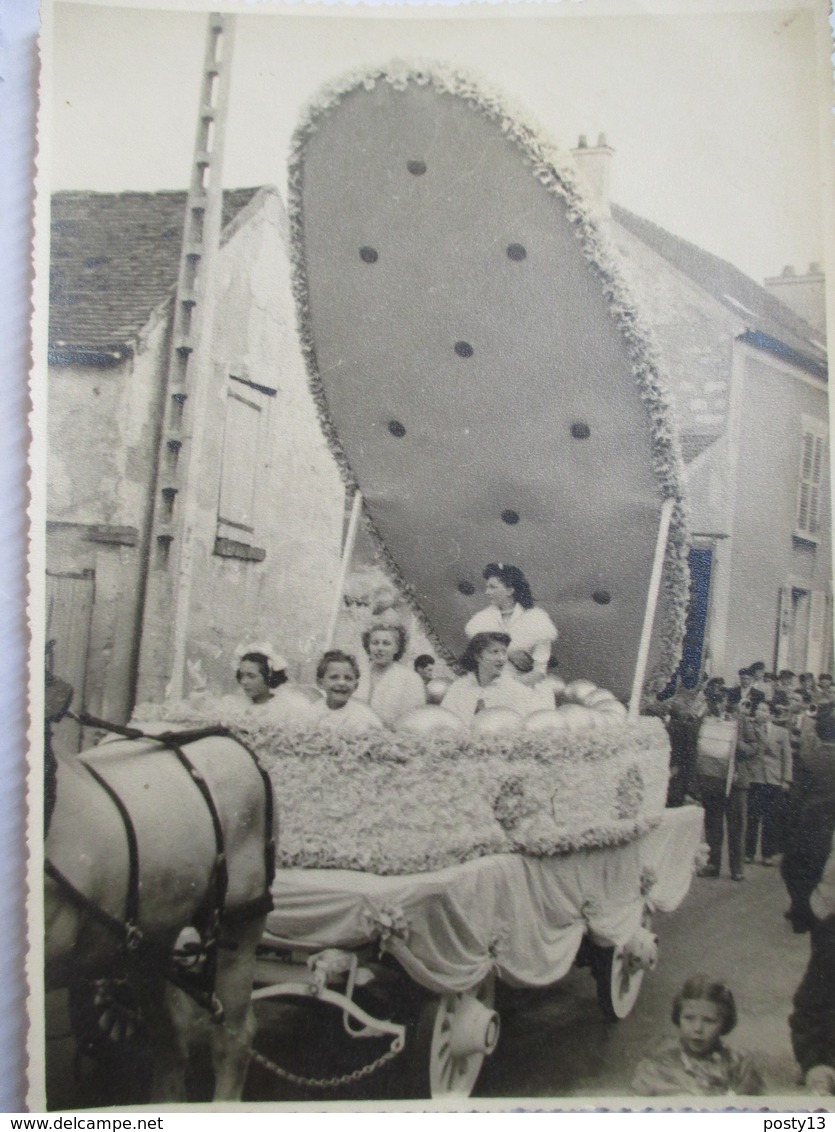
xmin=612 ymin=204 xmax=826 ymax=374
xmin=49 ymin=188 xmax=262 ymax=356
xmin=610 ymin=205 xmax=827 ymax=463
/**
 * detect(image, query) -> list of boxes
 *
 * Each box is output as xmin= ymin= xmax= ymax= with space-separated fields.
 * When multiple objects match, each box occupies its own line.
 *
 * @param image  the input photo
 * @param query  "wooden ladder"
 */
xmin=144 ymin=12 xmax=236 ymax=700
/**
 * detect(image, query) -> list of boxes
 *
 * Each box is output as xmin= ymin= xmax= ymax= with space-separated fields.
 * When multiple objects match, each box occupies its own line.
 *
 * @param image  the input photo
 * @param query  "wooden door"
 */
xmin=46 ymin=569 xmax=95 ymax=756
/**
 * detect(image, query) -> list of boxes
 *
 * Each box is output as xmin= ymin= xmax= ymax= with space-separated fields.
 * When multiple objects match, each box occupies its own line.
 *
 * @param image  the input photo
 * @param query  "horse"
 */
xmin=44 ymin=724 xmax=277 ymax=1104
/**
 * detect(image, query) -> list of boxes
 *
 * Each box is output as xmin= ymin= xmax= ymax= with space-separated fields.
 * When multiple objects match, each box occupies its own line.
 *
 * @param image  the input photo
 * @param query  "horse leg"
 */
xmin=209 ymin=917 xmax=265 ymax=1100
xmin=140 ymin=976 xmax=192 ymax=1103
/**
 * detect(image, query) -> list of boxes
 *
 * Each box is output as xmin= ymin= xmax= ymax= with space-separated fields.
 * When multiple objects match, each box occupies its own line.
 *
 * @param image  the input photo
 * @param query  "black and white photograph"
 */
xmin=28 ymin=0 xmax=835 ymax=1112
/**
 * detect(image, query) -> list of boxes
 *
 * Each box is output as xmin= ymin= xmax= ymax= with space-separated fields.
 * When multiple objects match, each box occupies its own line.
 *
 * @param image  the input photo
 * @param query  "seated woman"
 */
xmin=229 ymin=644 xmax=317 ymax=727
xmin=313 ymin=650 xmax=384 ymax=733
xmin=465 ymin=563 xmax=558 ymax=680
xmin=442 ymin=632 xmax=541 ymax=725
xmin=355 ymin=622 xmax=426 ymax=728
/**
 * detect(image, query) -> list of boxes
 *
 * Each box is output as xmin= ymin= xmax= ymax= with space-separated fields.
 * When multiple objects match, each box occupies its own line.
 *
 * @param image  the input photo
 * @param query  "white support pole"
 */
xmin=628 ymin=496 xmax=676 ymax=720
xmin=325 ymin=489 xmax=363 ymax=650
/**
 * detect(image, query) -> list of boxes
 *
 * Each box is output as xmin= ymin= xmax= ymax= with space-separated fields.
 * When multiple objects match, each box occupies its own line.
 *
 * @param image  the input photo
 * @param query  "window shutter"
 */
xmin=775 ymin=584 xmax=793 ymax=671
xmin=796 ymin=425 xmax=827 ymax=539
xmin=806 ymin=590 xmax=828 ymax=674
xmin=218 ymin=390 xmax=262 ymax=535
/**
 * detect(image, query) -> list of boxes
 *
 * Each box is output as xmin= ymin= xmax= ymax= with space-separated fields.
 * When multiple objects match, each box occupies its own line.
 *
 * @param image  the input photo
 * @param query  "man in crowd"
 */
xmin=800 ymin=672 xmax=818 ymax=702
xmin=773 ymin=669 xmax=797 ymax=708
xmin=817 ymin=674 xmax=834 ymax=705
xmin=727 ymin=667 xmax=755 ymax=714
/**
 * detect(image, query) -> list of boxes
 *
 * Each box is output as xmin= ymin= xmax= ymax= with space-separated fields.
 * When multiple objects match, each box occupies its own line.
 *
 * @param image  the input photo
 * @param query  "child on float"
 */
xmin=312 ymin=650 xmax=383 ymax=733
xmin=632 ymin=974 xmax=765 ymax=1096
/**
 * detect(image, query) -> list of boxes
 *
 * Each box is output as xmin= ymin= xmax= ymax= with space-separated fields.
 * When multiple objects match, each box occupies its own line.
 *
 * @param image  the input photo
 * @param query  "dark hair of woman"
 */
xmin=483 ymin=563 xmax=534 ymax=609
xmin=361 ymin=622 xmax=408 ymax=662
xmin=460 ymin=631 xmax=511 ymax=673
xmin=316 ymin=649 xmax=360 ymax=683
xmin=236 ymin=651 xmax=287 ymax=689
xmin=671 ymin=975 xmax=737 ymax=1035
xmin=414 ymin=654 xmax=435 ymax=671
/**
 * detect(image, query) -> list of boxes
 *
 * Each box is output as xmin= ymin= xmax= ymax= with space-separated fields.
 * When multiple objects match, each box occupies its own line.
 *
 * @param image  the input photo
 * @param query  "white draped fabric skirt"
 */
xmin=266 ymin=806 xmax=704 ymax=995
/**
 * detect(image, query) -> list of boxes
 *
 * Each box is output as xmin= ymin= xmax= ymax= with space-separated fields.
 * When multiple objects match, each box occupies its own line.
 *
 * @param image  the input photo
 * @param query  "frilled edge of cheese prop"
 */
xmin=131 ymin=700 xmax=670 ymax=875
xmin=287 ymin=61 xmax=691 ymax=696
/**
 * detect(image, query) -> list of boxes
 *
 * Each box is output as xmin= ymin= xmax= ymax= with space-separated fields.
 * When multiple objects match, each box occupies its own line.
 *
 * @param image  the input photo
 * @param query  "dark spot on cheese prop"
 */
xmin=290 ymin=65 xmax=689 ymax=701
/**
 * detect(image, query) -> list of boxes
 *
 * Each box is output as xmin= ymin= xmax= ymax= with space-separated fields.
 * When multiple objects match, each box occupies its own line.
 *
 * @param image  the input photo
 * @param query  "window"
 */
xmin=776 ymin=585 xmax=833 ymax=675
xmin=215 ymin=374 xmax=275 ymax=559
xmin=795 ymin=417 xmax=827 ymax=542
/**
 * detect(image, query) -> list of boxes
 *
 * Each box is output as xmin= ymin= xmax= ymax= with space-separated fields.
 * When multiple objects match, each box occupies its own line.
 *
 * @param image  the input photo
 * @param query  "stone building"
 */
xmin=46 ymin=151 xmax=830 ymax=747
xmin=575 ymin=137 xmax=831 ymax=684
xmin=47 ymin=186 xmax=344 ymax=751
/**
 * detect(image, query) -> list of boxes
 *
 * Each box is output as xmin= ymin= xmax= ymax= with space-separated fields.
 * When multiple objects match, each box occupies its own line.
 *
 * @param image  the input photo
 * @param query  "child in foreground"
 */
xmin=632 ymin=975 xmax=765 ymax=1096
xmin=313 ymin=650 xmax=383 ymax=733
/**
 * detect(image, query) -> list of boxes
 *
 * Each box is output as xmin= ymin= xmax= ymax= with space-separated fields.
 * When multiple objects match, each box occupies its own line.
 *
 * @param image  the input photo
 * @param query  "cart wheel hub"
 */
xmin=623 ymin=926 xmax=658 ymax=973
xmin=448 ymin=995 xmax=500 ymax=1058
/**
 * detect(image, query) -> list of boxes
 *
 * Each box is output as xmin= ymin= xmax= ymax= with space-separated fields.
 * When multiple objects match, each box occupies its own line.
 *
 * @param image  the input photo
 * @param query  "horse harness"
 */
xmin=44 ymin=721 xmax=276 ymax=1023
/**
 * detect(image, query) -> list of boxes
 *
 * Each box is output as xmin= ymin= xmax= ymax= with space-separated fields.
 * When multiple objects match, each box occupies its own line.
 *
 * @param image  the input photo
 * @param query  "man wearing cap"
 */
xmin=727 ymin=667 xmax=754 ymax=714
xmin=773 ymin=670 xmax=797 ymax=709
xmin=800 ymin=673 xmax=819 ymax=701
xmin=749 ymin=661 xmax=767 ymax=690
xmin=816 ymin=674 xmax=834 ymax=706
xmin=745 ymin=700 xmax=793 ymax=866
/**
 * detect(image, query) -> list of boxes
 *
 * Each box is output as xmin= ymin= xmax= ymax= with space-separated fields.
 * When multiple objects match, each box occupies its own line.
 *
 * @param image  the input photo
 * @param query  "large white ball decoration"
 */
xmin=398 ymin=705 xmax=466 ymax=736
xmin=584 ymin=688 xmax=618 ymax=709
xmin=595 ymin=699 xmax=628 ymax=720
xmin=425 ymin=677 xmax=452 ymax=705
xmin=472 ymin=707 xmax=523 ymax=735
xmin=564 ymin=679 xmax=598 ymax=703
xmin=557 ymin=703 xmax=597 ymax=731
xmin=523 ymin=709 xmax=570 ymax=733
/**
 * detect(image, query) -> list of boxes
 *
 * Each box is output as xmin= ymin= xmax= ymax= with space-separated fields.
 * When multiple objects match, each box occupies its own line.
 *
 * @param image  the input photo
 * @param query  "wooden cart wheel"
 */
xmin=408 ymin=976 xmax=499 ymax=1099
xmin=592 ymin=943 xmax=645 ymax=1022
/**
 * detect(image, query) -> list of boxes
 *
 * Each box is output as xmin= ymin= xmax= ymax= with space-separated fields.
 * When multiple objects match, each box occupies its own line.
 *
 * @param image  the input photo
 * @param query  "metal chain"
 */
xmin=242 ymin=1033 xmax=404 ymax=1090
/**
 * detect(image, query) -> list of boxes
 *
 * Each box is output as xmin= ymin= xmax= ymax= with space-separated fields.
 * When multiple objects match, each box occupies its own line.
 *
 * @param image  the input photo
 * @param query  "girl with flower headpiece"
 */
xmin=228 ymin=643 xmax=317 ymax=727
xmin=465 ymin=564 xmax=557 ymax=682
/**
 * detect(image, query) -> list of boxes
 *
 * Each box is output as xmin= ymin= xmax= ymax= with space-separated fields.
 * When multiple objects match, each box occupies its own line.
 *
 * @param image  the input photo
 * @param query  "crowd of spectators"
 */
xmin=656 ymin=663 xmax=835 ymax=1094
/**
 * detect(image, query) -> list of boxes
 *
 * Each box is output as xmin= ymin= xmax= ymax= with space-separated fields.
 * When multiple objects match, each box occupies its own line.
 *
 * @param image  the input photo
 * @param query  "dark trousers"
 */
xmin=698 ymin=775 xmax=747 ymax=876
xmin=746 ymin=782 xmax=783 ymax=860
xmin=790 ymin=916 xmax=835 ymax=1075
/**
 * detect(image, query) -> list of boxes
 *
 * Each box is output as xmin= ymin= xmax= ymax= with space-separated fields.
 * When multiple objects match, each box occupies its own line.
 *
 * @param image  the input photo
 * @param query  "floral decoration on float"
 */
xmin=133 ymin=685 xmax=670 ymax=876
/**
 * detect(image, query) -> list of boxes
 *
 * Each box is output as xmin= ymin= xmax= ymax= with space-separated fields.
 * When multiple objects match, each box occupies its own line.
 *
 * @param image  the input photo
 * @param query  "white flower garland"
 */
xmin=287 ymin=61 xmax=691 ymax=691
xmin=132 ymin=700 xmax=670 ymax=875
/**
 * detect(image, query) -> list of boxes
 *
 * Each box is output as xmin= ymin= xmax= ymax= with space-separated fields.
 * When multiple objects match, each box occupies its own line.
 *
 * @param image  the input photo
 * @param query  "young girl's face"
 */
xmin=319 ymin=660 xmax=358 ymax=709
xmin=678 ymin=998 xmax=724 ymax=1058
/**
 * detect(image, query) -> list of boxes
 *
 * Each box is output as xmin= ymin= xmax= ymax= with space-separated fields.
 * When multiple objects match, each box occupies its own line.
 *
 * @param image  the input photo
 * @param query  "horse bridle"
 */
xmin=45 ymin=721 xmax=276 ymax=1022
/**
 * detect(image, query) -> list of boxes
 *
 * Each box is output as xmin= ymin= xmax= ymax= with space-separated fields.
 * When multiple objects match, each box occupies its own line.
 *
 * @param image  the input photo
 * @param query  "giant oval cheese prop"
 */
xmin=290 ymin=66 xmax=687 ymax=701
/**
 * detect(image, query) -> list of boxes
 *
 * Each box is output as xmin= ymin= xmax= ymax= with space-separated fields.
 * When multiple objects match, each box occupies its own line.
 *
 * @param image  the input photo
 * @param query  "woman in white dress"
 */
xmin=355 ymin=623 xmax=426 ymax=728
xmin=229 ymin=644 xmax=317 ymax=727
xmin=465 ymin=563 xmax=558 ymax=680
xmin=443 ymin=632 xmax=541 ymax=725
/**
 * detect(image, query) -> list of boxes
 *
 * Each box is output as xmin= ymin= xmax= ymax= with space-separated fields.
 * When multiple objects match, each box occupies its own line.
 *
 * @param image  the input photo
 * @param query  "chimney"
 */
xmin=763 ymin=262 xmax=827 ymax=337
xmin=571 ymin=132 xmax=614 ymax=218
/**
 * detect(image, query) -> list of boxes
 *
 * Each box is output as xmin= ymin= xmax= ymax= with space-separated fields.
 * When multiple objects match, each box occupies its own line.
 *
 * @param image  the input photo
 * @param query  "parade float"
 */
xmin=126 ymin=65 xmax=705 ymax=1099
